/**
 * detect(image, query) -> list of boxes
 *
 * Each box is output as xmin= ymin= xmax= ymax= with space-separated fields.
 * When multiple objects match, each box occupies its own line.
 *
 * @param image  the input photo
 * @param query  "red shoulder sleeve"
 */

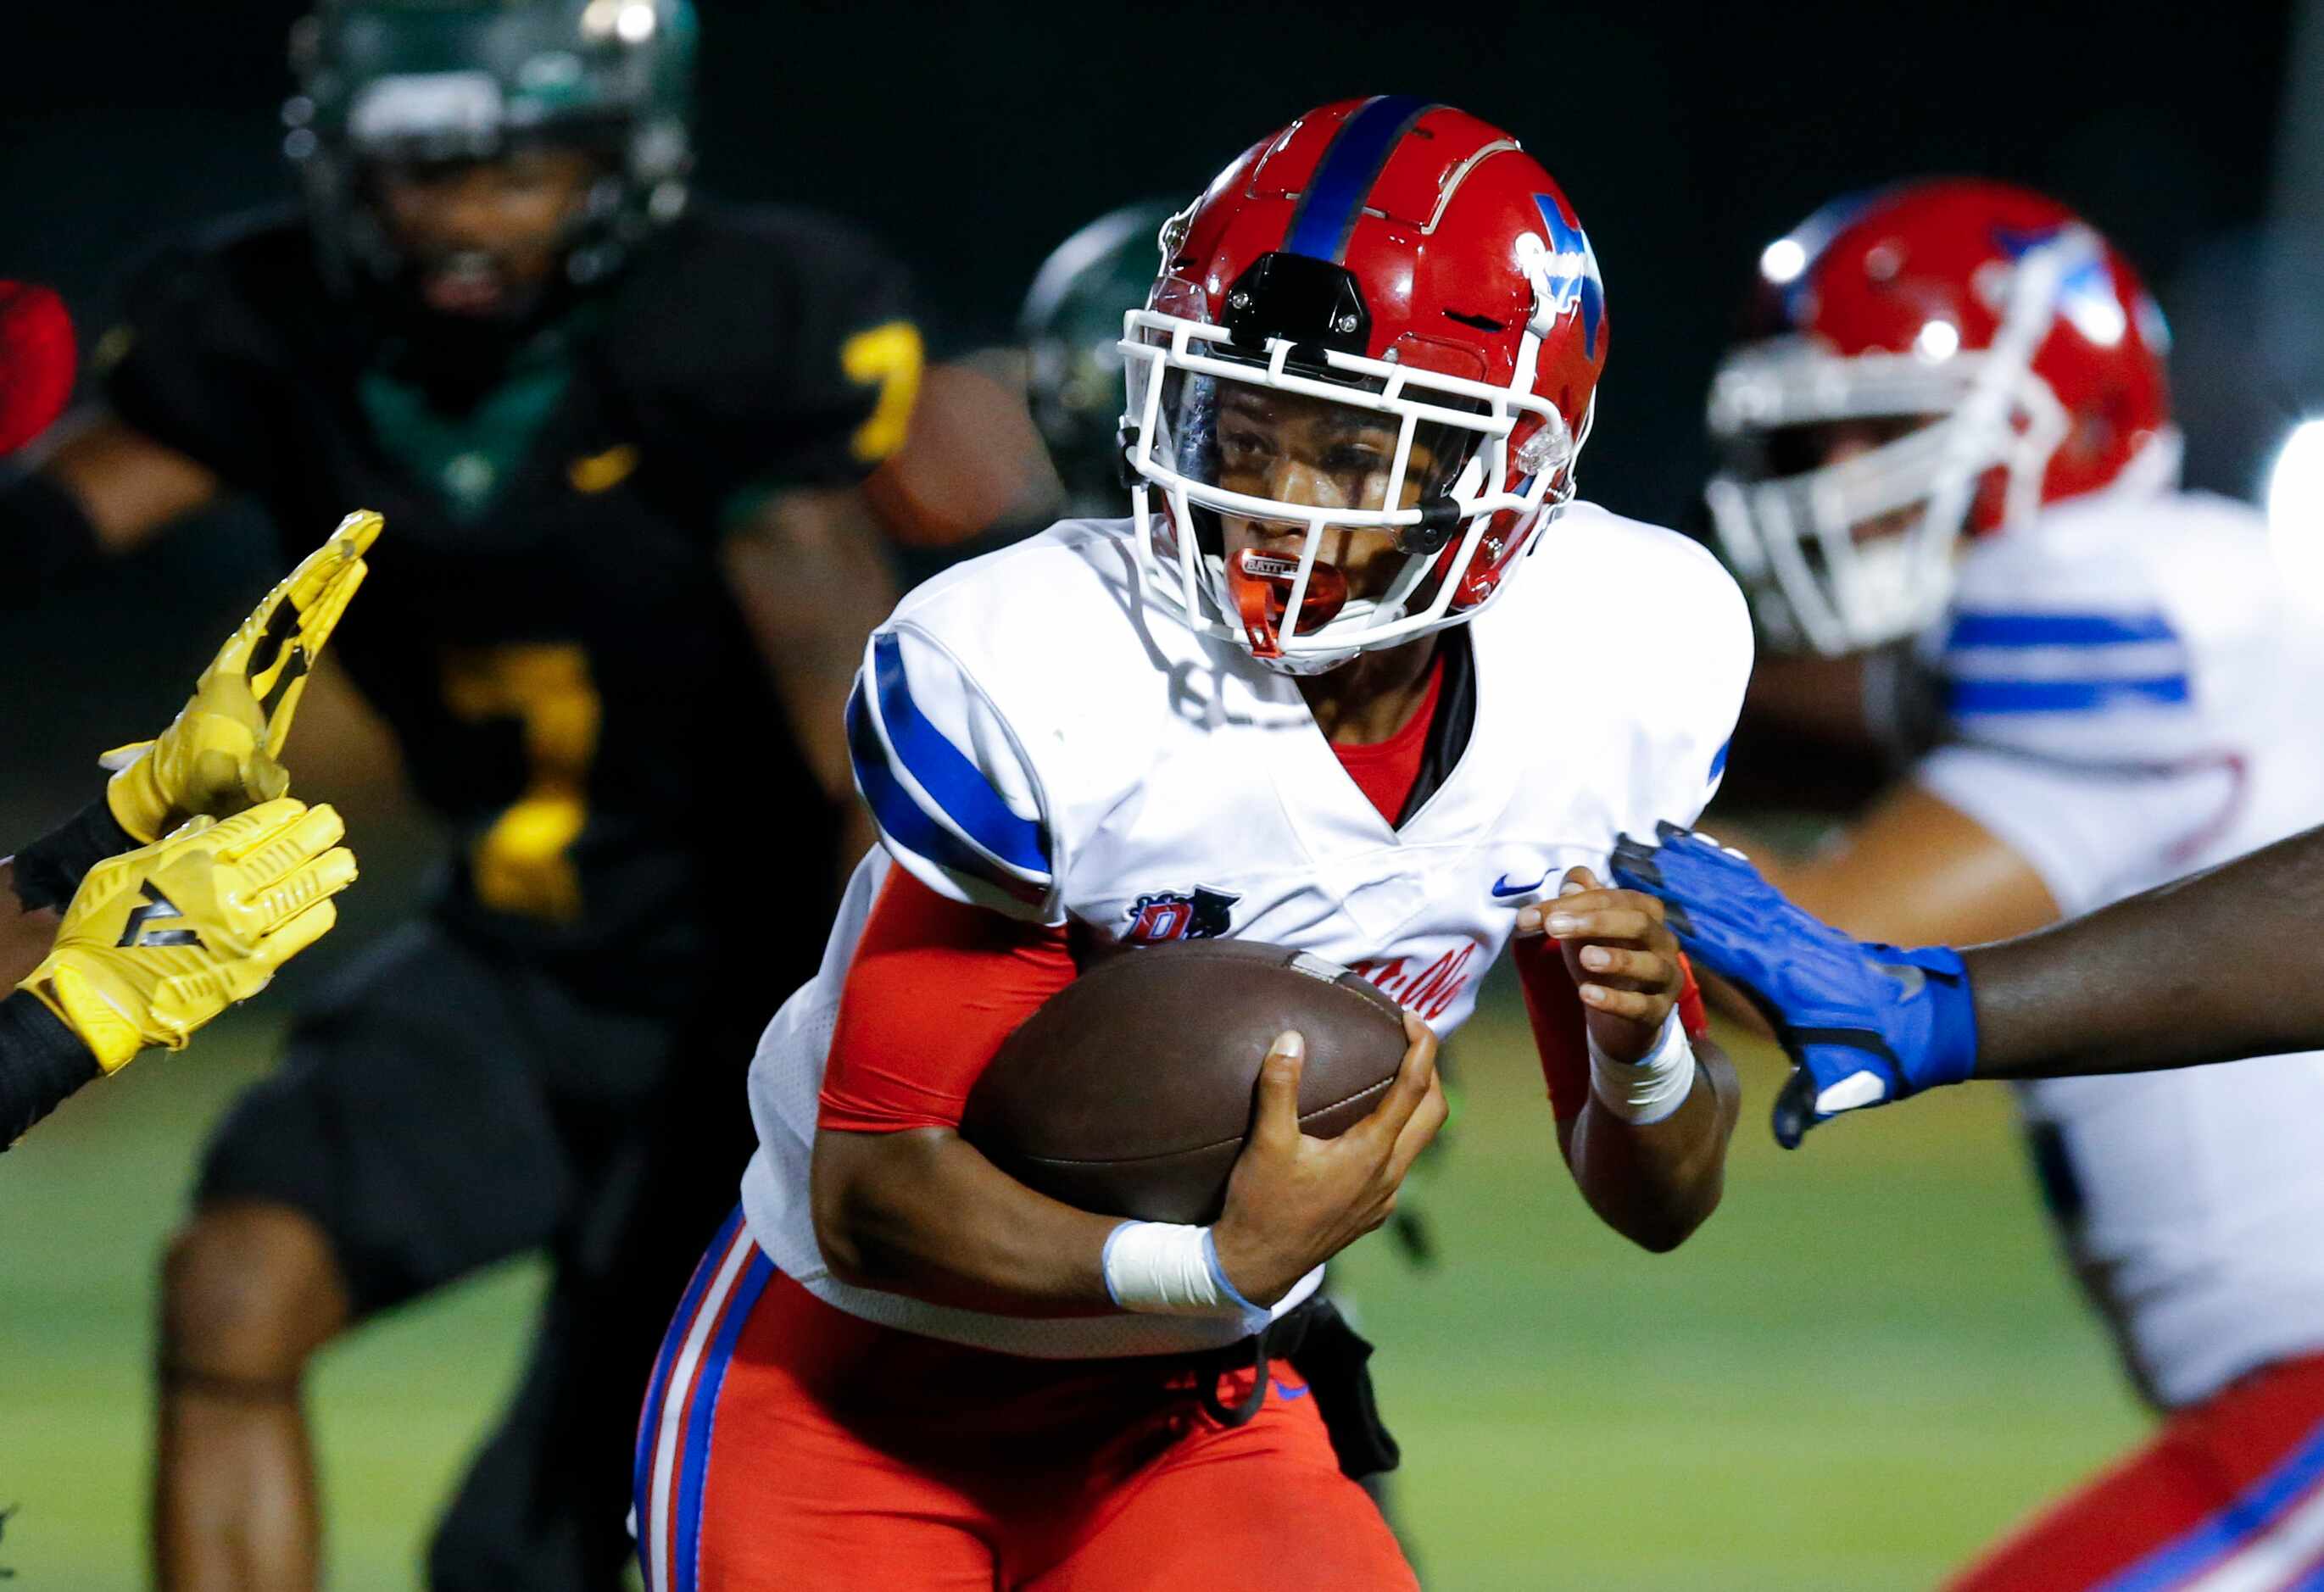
xmin=816 ymin=868 xmax=1078 ymax=1134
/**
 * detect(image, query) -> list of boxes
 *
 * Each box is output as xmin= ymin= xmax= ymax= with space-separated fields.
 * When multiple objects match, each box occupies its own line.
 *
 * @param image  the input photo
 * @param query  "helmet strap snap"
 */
xmin=1393 ymin=497 xmax=1463 ymax=557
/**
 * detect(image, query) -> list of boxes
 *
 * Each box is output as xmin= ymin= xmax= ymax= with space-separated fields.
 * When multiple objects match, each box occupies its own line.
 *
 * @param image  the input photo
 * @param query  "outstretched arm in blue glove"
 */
xmin=1613 ymin=821 xmax=2324 ymax=1145
xmin=1610 ymin=823 xmax=1980 ymax=1147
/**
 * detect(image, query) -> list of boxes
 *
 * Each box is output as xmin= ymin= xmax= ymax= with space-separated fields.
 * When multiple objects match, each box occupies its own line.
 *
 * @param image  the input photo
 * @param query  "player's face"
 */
xmin=1767 ymin=415 xmax=1940 ymax=546
xmin=371 ymin=147 xmax=601 ymax=316
xmin=1212 ymin=385 xmax=1445 ymax=602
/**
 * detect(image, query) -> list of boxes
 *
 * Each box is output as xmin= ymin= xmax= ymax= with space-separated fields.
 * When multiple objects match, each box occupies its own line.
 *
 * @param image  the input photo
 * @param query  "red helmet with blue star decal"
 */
xmin=1119 ymin=97 xmax=1609 ymax=674
xmin=1706 ymin=178 xmax=2176 ymax=655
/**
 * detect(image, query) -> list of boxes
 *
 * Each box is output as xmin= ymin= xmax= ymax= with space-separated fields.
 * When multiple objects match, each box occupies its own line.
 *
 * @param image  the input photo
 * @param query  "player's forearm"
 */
xmin=1 ymin=860 xmax=62 ymax=988
xmin=1967 ymin=824 xmax=2324 ymax=1078
xmin=1563 ymin=1037 xmax=1739 ymax=1252
xmin=1742 ymin=651 xmax=1876 ymax=745
xmin=10 ymin=791 xmax=144 ymax=899
xmin=810 ymin=1125 xmax=1121 ymax=1316
xmin=37 ymin=415 xmax=220 ymax=555
xmin=725 ymin=485 xmax=900 ymax=810
xmin=0 ymin=988 xmax=101 ymax=1142
xmin=6 ymin=799 xmax=126 ymax=987
xmin=3 ymin=418 xmax=212 ymax=605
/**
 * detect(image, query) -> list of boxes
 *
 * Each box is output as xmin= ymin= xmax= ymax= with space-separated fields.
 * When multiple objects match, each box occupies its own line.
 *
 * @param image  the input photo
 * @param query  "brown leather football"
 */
xmin=961 ymin=939 xmax=1410 ymax=1224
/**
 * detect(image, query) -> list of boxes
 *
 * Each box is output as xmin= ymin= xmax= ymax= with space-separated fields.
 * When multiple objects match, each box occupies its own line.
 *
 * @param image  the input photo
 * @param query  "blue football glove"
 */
xmin=1608 ymin=822 xmax=1981 ymax=1147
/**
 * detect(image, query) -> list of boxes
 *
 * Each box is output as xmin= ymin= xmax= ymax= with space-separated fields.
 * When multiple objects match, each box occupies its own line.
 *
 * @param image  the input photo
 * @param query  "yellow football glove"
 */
xmin=19 ymin=799 xmax=357 ymax=1073
xmin=103 ymin=509 xmax=382 ymax=843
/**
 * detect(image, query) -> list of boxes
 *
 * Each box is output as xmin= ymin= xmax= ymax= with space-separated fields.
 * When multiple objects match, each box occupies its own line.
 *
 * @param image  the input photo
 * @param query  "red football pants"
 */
xmin=1950 ymin=1352 xmax=2324 ymax=1591
xmin=634 ymin=1213 xmax=1417 ymax=1591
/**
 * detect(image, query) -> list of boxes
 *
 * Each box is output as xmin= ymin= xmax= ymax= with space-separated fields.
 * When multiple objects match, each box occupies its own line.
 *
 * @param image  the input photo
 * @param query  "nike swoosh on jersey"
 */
xmin=1490 ymin=872 xmax=1547 ymax=899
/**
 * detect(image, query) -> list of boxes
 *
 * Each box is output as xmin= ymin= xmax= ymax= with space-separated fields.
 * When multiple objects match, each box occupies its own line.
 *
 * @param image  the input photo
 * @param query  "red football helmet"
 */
xmin=1119 ymin=97 xmax=1608 ymax=672
xmin=1706 ymin=178 xmax=2176 ymax=655
xmin=0 ymin=281 xmax=75 ymax=455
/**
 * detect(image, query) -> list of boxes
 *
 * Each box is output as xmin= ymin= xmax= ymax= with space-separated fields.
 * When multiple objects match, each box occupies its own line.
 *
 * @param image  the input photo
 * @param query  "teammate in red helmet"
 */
xmin=0 ymin=281 xmax=74 ymax=455
xmin=1684 ymin=178 xmax=2324 ymax=1592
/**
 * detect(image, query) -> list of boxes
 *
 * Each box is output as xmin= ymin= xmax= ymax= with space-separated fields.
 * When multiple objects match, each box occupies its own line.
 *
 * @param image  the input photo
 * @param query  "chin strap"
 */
xmin=1227 ymin=548 xmax=1349 ymax=659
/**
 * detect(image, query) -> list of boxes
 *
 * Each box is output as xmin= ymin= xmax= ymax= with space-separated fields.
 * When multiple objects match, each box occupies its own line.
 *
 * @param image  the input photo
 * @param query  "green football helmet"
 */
xmin=286 ymin=0 xmax=697 ymax=301
xmin=1020 ymin=199 xmax=1181 ymax=520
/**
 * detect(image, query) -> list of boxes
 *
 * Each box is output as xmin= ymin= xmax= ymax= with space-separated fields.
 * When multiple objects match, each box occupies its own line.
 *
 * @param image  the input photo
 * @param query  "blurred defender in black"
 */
xmin=2 ymin=2 xmax=924 ymax=1586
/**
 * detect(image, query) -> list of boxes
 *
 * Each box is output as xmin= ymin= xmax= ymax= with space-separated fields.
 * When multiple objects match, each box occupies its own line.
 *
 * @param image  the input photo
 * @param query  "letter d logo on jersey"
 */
xmin=1123 ymin=885 xmax=1240 ymax=945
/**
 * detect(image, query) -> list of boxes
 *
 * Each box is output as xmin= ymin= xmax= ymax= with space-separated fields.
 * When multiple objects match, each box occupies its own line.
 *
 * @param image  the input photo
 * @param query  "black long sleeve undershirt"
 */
xmin=0 ymin=794 xmax=139 ymax=1141
xmin=0 ymin=989 xmax=101 ymax=1144
xmin=8 ymin=795 xmax=140 ymax=913
xmin=1968 ymin=821 xmax=2324 ymax=1079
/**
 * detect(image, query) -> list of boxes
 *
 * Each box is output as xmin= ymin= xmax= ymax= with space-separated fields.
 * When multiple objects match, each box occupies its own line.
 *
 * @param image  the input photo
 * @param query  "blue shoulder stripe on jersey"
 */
xmin=1945 ymin=610 xmax=2180 ymax=649
xmin=870 ymin=632 xmax=1047 ymax=873
xmin=847 ymin=684 xmax=1048 ymax=907
xmin=1708 ymin=737 xmax=1731 ymax=783
xmin=1281 ymin=95 xmax=1435 ymax=263
xmin=1947 ymin=676 xmax=2190 ymax=715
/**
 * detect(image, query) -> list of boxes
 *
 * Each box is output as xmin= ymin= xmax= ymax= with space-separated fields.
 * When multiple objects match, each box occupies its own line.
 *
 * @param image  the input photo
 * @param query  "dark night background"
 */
xmin=3 ymin=0 xmax=2316 ymax=941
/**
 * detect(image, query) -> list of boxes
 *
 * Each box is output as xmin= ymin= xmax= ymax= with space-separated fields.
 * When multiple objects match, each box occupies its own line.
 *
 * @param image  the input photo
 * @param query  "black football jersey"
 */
xmin=103 ymin=203 xmax=919 ymax=1013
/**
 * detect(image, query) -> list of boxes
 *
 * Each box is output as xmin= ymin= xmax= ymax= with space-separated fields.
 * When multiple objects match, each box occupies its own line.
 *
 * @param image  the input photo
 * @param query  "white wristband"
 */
xmin=1101 ymin=1221 xmax=1272 ymax=1334
xmin=1587 ymin=1010 xmax=1697 ymax=1125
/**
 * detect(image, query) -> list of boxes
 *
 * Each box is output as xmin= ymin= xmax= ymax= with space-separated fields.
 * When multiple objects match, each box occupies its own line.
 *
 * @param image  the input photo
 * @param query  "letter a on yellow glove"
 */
xmin=20 ymin=799 xmax=358 ymax=1073
xmin=104 ymin=509 xmax=382 ymax=843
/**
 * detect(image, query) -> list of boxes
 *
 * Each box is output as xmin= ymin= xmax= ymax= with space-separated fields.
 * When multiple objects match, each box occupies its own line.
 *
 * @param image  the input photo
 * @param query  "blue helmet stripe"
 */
xmin=1282 ymin=94 xmax=1435 ymax=263
xmin=1532 ymin=193 xmax=1605 ymax=360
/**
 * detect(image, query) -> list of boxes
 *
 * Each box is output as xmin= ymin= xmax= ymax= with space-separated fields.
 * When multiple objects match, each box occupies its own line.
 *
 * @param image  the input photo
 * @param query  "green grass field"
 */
xmin=0 ymin=982 xmax=2148 ymax=1590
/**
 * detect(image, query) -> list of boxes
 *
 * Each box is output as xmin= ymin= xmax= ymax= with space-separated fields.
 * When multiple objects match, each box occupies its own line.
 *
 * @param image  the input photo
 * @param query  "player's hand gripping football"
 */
xmin=1515 ymin=865 xmax=1683 ymax=1064
xmin=103 ymin=509 xmax=382 ymax=843
xmin=1210 ymin=1011 xmax=1447 ymax=1307
xmin=19 ymin=799 xmax=357 ymax=1073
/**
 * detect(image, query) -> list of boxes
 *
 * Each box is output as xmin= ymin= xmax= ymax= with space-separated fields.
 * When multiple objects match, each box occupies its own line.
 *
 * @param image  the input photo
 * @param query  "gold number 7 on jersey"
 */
xmin=440 ymin=643 xmax=600 ymax=923
xmin=842 ymin=320 xmax=924 ymax=465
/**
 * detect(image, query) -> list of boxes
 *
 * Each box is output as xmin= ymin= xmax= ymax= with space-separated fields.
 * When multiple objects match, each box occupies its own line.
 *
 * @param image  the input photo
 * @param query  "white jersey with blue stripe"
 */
xmin=1914 ymin=483 xmax=2324 ymax=1409
xmin=737 ymin=508 xmax=1751 ymax=1356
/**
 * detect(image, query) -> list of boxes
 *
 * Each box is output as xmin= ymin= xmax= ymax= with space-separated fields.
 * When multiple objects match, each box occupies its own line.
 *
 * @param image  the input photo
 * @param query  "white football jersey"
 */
xmin=737 ymin=509 xmax=1751 ymax=1356
xmin=1914 ymin=482 xmax=2324 ymax=1408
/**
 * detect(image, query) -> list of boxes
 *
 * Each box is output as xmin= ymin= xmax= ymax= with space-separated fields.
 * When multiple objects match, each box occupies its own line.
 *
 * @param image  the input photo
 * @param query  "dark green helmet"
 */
xmin=1020 ymin=199 xmax=1180 ymax=519
xmin=286 ymin=0 xmax=697 ymax=296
